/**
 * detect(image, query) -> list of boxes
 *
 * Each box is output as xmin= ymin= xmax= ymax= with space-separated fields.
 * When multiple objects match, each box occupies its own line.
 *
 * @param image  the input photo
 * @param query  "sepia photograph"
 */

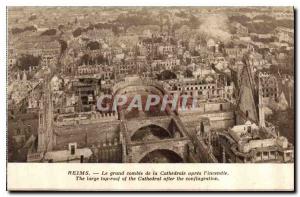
xmin=5 ymin=5 xmax=295 ymax=191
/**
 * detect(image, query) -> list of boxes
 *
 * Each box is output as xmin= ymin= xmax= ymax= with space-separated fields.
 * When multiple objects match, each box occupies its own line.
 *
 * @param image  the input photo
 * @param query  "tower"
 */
xmin=37 ymin=81 xmax=54 ymax=153
xmin=236 ymin=57 xmax=259 ymax=124
xmin=258 ymin=73 xmax=266 ymax=128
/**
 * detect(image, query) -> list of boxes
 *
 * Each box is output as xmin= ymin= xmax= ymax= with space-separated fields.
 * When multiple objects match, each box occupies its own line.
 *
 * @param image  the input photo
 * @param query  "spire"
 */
xmin=16 ymin=72 xmax=20 ymax=81
xmin=22 ymin=70 xmax=27 ymax=81
xmin=258 ymin=73 xmax=265 ymax=128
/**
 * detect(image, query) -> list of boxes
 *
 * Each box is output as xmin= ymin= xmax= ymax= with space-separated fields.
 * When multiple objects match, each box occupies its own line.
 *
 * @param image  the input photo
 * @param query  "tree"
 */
xmin=18 ymin=54 xmax=41 ymax=71
xmin=112 ymin=26 xmax=121 ymax=36
xmin=80 ymin=54 xmax=90 ymax=65
xmin=58 ymin=24 xmax=65 ymax=31
xmin=95 ymin=54 xmax=106 ymax=64
xmin=11 ymin=26 xmax=37 ymax=35
xmin=157 ymin=70 xmax=177 ymax=80
xmin=229 ymin=25 xmax=237 ymax=34
xmin=40 ymin=29 xmax=57 ymax=36
xmin=184 ymin=69 xmax=193 ymax=78
xmin=73 ymin=28 xmax=83 ymax=37
xmin=87 ymin=41 xmax=100 ymax=50
xmin=58 ymin=39 xmax=68 ymax=54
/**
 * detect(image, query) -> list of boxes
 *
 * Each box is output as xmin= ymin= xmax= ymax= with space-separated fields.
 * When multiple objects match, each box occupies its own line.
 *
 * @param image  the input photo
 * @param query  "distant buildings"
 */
xmin=274 ymin=27 xmax=294 ymax=44
xmin=218 ymin=121 xmax=293 ymax=163
xmin=7 ymin=7 xmax=294 ymax=163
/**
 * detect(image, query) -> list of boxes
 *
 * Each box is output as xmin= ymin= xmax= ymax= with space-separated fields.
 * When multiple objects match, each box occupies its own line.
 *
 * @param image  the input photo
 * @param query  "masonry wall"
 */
xmin=125 ymin=116 xmax=172 ymax=138
xmin=54 ymin=121 xmax=120 ymax=150
xmin=180 ymin=111 xmax=235 ymax=133
xmin=129 ymin=139 xmax=189 ymax=163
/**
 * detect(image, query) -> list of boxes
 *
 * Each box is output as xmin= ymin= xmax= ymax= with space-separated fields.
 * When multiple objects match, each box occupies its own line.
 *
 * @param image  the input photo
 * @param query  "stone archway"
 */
xmin=139 ymin=149 xmax=184 ymax=163
xmin=112 ymin=77 xmax=168 ymax=97
xmin=131 ymin=124 xmax=172 ymax=142
xmin=158 ymin=70 xmax=177 ymax=80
